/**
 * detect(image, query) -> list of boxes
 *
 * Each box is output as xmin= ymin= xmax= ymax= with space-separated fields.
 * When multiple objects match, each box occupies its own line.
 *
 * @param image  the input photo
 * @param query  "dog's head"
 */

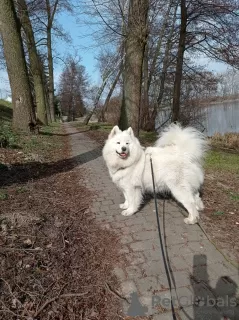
xmin=102 ymin=126 xmax=143 ymax=170
xmin=107 ymin=126 xmax=136 ymax=160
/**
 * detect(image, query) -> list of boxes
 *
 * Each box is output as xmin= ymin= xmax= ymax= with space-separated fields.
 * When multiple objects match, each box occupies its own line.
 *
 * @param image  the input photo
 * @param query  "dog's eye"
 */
xmin=126 ymin=142 xmax=129 ymax=145
xmin=117 ymin=142 xmax=120 ymax=144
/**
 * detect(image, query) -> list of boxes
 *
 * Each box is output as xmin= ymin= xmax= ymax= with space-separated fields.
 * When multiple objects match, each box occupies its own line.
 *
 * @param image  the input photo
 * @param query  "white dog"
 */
xmin=102 ymin=123 xmax=208 ymax=224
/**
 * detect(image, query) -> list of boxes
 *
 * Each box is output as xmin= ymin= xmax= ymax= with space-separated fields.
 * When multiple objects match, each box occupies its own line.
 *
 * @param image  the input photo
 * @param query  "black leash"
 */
xmin=150 ymin=156 xmax=177 ymax=320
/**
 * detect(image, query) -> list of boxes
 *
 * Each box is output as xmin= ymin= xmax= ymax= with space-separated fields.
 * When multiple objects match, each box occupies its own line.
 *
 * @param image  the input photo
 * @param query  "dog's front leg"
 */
xmin=121 ymin=187 xmax=142 ymax=216
xmin=119 ymin=190 xmax=129 ymax=209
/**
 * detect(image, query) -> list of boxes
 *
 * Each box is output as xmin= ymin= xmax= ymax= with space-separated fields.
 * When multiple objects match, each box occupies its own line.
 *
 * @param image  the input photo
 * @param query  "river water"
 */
xmin=156 ymin=100 xmax=239 ymax=136
xmin=202 ymin=100 xmax=239 ymax=136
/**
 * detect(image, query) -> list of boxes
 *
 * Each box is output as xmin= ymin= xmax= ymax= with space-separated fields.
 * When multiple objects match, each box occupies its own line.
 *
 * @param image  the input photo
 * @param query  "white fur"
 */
xmin=102 ymin=124 xmax=208 ymax=224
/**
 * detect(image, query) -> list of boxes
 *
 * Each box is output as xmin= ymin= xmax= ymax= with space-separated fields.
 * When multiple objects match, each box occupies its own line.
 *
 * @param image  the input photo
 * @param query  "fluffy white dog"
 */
xmin=102 ymin=124 xmax=208 ymax=224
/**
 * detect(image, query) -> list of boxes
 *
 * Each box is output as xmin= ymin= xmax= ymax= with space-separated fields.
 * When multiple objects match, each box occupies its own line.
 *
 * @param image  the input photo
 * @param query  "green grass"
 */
xmin=0 ymin=100 xmax=61 ymax=151
xmin=0 ymin=190 xmax=8 ymax=200
xmin=139 ymin=131 xmax=157 ymax=145
xmin=228 ymin=192 xmax=239 ymax=201
xmin=0 ymin=100 xmax=16 ymax=148
xmin=0 ymin=99 xmax=13 ymax=123
xmin=205 ymin=150 xmax=239 ymax=174
xmin=74 ymin=121 xmax=158 ymax=145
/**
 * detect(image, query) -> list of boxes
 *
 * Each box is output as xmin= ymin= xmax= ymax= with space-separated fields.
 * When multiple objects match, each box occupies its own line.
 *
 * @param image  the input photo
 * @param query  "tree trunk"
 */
xmin=172 ymin=0 xmax=187 ymax=123
xmin=47 ymin=27 xmax=55 ymax=122
xmin=99 ymin=65 xmax=122 ymax=122
xmin=0 ymin=0 xmax=35 ymax=132
xmin=83 ymin=78 xmax=108 ymax=125
xmin=143 ymin=3 xmax=178 ymax=131
xmin=17 ymin=0 xmax=48 ymax=125
xmin=147 ymin=0 xmax=173 ymax=91
xmin=141 ymin=41 xmax=149 ymax=129
xmin=123 ymin=0 xmax=149 ymax=137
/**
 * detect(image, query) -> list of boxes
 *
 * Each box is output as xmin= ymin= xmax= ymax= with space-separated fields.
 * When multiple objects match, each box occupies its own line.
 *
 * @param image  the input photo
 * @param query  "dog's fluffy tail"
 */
xmin=155 ymin=123 xmax=209 ymax=162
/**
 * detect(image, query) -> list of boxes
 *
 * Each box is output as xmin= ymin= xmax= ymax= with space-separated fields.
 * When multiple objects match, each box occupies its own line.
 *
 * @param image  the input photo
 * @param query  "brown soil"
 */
xmin=202 ymin=169 xmax=239 ymax=264
xmin=0 ymin=126 xmax=123 ymax=319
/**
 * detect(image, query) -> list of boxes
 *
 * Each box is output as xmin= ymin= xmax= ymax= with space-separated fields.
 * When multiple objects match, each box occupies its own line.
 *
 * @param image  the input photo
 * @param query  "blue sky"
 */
xmin=54 ymin=11 xmax=101 ymax=86
xmin=0 ymin=10 xmax=229 ymax=98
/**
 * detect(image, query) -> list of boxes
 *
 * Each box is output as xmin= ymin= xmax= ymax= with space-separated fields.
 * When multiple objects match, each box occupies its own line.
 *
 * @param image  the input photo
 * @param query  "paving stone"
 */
xmin=125 ymin=217 xmax=147 ymax=226
xmin=178 ymin=305 xmax=223 ymax=320
xmin=208 ymin=261 xmax=238 ymax=278
xmin=120 ymin=280 xmax=137 ymax=298
xmin=143 ymin=249 xmax=162 ymax=262
xmin=169 ymin=256 xmax=190 ymax=272
xmin=126 ymin=252 xmax=146 ymax=265
xmin=170 ymin=270 xmax=192 ymax=287
xmin=152 ymin=286 xmax=193 ymax=310
xmin=142 ymin=221 xmax=158 ymax=231
xmin=130 ymin=239 xmax=160 ymax=251
xmin=120 ymin=235 xmax=134 ymax=244
xmin=119 ymin=246 xmax=130 ymax=254
xmin=113 ymin=267 xmax=126 ymax=281
xmin=167 ymin=244 xmax=193 ymax=256
xmin=132 ymin=230 xmax=158 ymax=241
xmin=112 ymin=221 xmax=126 ymax=229
xmin=99 ymin=205 xmax=110 ymax=212
xmin=145 ymin=215 xmax=157 ymax=222
xmin=137 ymin=276 xmax=161 ymax=295
xmin=125 ymin=265 xmax=144 ymax=279
xmin=164 ymin=235 xmax=186 ymax=246
xmin=152 ymin=313 xmax=175 ymax=320
xmin=141 ymin=260 xmax=166 ymax=277
xmin=109 ymin=203 xmax=120 ymax=210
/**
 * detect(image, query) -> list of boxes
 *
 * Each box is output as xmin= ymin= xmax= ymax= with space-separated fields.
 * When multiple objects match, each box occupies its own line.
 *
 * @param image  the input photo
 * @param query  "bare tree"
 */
xmin=0 ymin=0 xmax=36 ymax=131
xmin=123 ymin=0 xmax=149 ymax=136
xmin=26 ymin=0 xmax=72 ymax=122
xmin=171 ymin=0 xmax=186 ymax=122
xmin=17 ymin=0 xmax=48 ymax=125
xmin=172 ymin=0 xmax=239 ymax=122
xmin=59 ymin=56 xmax=88 ymax=121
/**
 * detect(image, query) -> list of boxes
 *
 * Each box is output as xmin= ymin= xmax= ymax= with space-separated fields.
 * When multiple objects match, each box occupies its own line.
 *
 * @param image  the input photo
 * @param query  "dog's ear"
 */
xmin=108 ymin=126 xmax=121 ymax=139
xmin=127 ymin=127 xmax=134 ymax=137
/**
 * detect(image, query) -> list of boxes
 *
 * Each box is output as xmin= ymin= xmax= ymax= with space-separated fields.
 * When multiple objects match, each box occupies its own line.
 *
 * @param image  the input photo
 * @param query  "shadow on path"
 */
xmin=39 ymin=129 xmax=90 ymax=137
xmin=161 ymin=202 xmax=238 ymax=319
xmin=0 ymin=146 xmax=102 ymax=188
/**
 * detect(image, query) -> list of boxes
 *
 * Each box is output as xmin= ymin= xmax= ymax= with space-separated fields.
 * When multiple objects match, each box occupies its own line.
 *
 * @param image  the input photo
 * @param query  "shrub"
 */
xmin=210 ymin=132 xmax=239 ymax=150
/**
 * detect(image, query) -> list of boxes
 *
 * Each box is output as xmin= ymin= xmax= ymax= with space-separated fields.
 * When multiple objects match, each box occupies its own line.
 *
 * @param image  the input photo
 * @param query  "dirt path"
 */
xmin=66 ymin=123 xmax=239 ymax=319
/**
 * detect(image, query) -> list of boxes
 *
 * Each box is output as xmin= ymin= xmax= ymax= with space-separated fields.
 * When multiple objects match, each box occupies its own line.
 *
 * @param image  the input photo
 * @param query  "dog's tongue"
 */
xmin=120 ymin=153 xmax=127 ymax=158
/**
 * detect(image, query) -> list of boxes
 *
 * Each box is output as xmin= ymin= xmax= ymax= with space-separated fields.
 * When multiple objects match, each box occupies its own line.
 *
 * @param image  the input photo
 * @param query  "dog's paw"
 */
xmin=121 ymin=209 xmax=135 ymax=216
xmin=119 ymin=203 xmax=128 ymax=209
xmin=196 ymin=202 xmax=205 ymax=211
xmin=184 ymin=217 xmax=199 ymax=225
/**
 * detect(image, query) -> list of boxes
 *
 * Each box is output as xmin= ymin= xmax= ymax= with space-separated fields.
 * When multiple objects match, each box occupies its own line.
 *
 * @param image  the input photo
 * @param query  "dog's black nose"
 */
xmin=122 ymin=146 xmax=126 ymax=152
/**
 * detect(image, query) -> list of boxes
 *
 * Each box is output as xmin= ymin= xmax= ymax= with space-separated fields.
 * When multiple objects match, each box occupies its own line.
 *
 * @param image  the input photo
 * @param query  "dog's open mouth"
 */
xmin=116 ymin=151 xmax=128 ymax=159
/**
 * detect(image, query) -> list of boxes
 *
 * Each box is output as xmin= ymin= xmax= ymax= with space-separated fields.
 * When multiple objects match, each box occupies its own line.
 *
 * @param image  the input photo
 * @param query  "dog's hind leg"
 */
xmin=121 ymin=187 xmax=142 ymax=216
xmin=120 ymin=190 xmax=129 ymax=209
xmin=194 ymin=192 xmax=204 ymax=211
xmin=169 ymin=185 xmax=199 ymax=224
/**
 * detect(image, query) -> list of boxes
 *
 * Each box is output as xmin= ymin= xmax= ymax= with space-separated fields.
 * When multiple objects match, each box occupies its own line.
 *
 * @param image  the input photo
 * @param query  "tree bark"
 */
xmin=141 ymin=41 xmax=149 ymax=129
xmin=17 ymin=0 xmax=48 ymax=125
xmin=143 ymin=2 xmax=178 ymax=131
xmin=123 ymin=0 xmax=149 ymax=137
xmin=172 ymin=0 xmax=187 ymax=123
xmin=47 ymin=26 xmax=55 ymax=122
xmin=99 ymin=65 xmax=122 ymax=122
xmin=83 ymin=79 xmax=108 ymax=125
xmin=0 ymin=0 xmax=35 ymax=132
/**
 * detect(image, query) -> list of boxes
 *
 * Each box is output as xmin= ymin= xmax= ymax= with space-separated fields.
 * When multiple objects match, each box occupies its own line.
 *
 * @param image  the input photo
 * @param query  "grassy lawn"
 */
xmin=0 ymin=100 xmax=61 ymax=153
xmin=205 ymin=150 xmax=239 ymax=174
